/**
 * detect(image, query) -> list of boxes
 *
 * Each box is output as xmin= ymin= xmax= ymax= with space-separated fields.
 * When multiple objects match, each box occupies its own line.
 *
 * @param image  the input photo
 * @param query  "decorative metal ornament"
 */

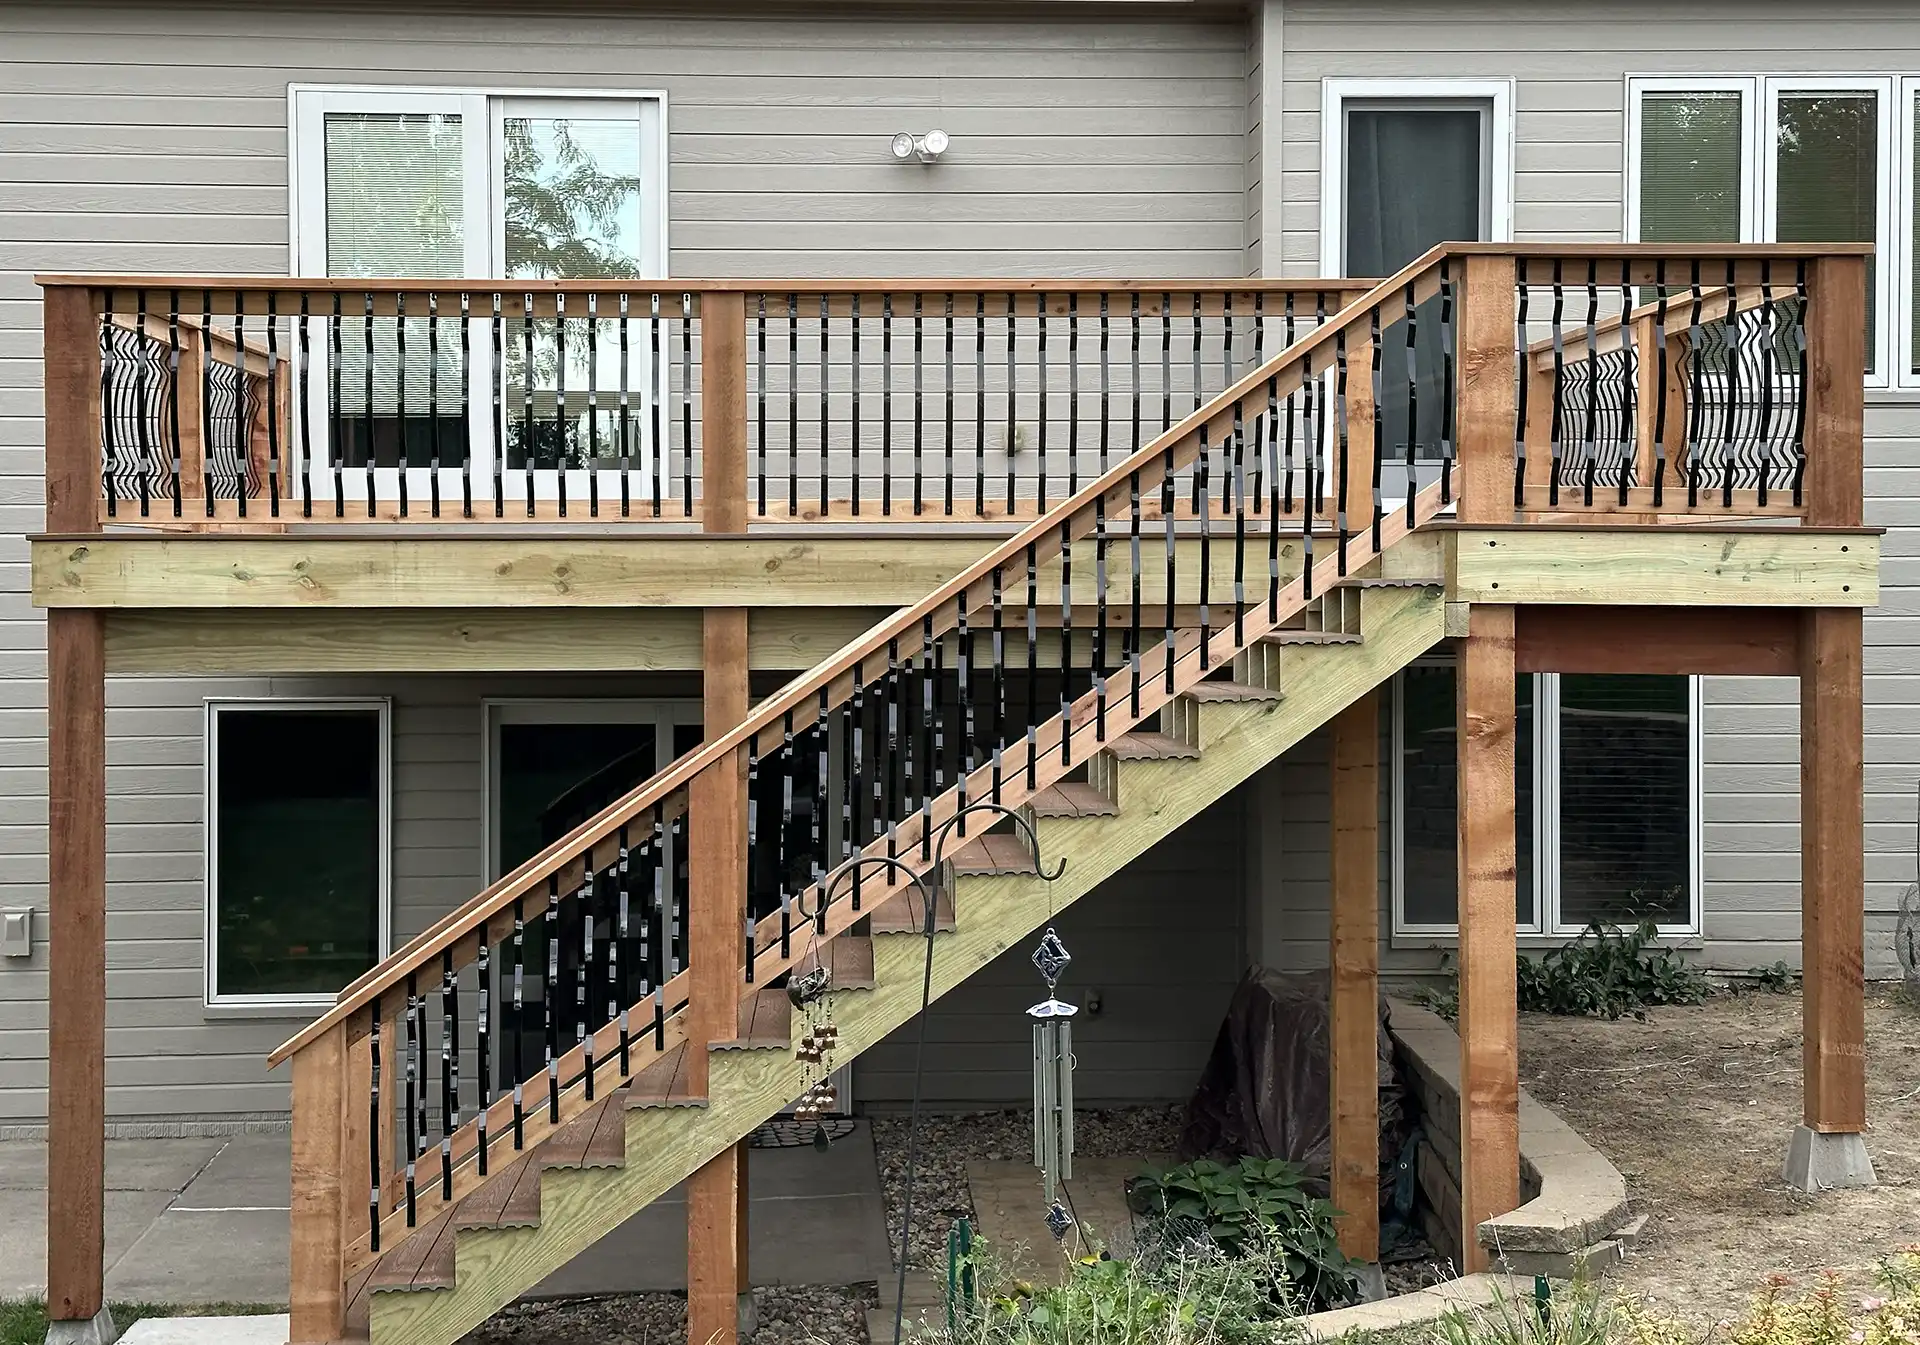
xmin=1044 ymin=1200 xmax=1074 ymax=1243
xmin=788 ymin=964 xmax=831 ymax=1008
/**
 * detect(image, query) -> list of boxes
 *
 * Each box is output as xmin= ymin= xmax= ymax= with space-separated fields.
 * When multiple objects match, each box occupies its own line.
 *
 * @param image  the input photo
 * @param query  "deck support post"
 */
xmin=43 ymin=285 xmax=115 ymax=1345
xmin=1329 ymin=691 xmax=1380 ymax=1270
xmin=1455 ymin=605 xmax=1521 ymax=1270
xmin=1782 ymin=253 xmax=1873 ymax=1193
xmin=689 ymin=291 xmax=754 ymax=1345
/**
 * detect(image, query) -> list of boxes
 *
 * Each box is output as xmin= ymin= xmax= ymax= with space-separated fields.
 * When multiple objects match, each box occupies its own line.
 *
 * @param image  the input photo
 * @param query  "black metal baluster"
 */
xmin=368 ymin=995 xmax=382 ymax=1247
xmin=652 ymin=293 xmax=665 ymax=518
xmin=846 ymin=665 xmax=861 ymax=902
xmin=777 ymin=716 xmax=794 ymax=953
xmin=1038 ymin=299 xmax=1050 ymax=513
xmin=201 ymin=291 xmax=216 ymax=516
xmin=1439 ymin=265 xmax=1456 ymax=507
xmin=1582 ymin=263 xmax=1600 ymax=507
xmin=1197 ymin=424 xmax=1212 ymax=667
xmin=267 ymin=294 xmax=284 ymax=516
xmin=1334 ymin=326 xmax=1350 ymax=575
xmin=919 ymin=616 xmax=935 ymax=855
xmin=545 ymin=874 xmax=560 ymax=1123
xmin=586 ymin=294 xmax=601 ymax=518
xmin=1251 ymin=292 xmax=1265 ymax=513
xmin=990 ymin=567 xmax=1005 ymax=804
xmin=299 ymin=292 xmax=316 ymax=518
xmin=1069 ymin=294 xmax=1080 ymax=495
xmin=1094 ymin=496 xmax=1110 ymax=742
xmin=1129 ymin=470 xmax=1142 ymax=717
xmin=788 ymin=295 xmax=799 ymax=517
xmin=395 ymin=293 xmax=409 ymax=519
xmin=1618 ymin=263 xmax=1636 ymax=507
xmin=1282 ymin=295 xmax=1297 ymax=517
xmin=1267 ymin=374 xmax=1282 ymax=620
xmin=680 ymin=293 xmax=693 ymax=516
xmin=1099 ymin=294 xmax=1112 ymax=477
xmin=476 ymin=931 xmax=491 ymax=1177
xmin=1005 ymin=294 xmax=1017 ymax=516
xmin=883 ymin=644 xmax=899 ymax=863
xmin=1403 ymin=282 xmax=1419 ymax=524
xmin=955 ymin=584 xmax=973 ymax=836
xmin=1162 ymin=439 xmax=1176 ymax=690
xmin=1686 ymin=266 xmax=1706 ymax=508
xmin=1300 ymin=346 xmax=1317 ymax=599
xmin=1721 ymin=260 xmax=1740 ymax=510
xmin=619 ymin=293 xmax=632 ymax=518
xmin=1651 ymin=264 xmax=1670 ymax=508
xmin=1513 ymin=273 xmax=1529 ymax=508
xmin=555 ymin=295 xmax=571 ymax=517
xmin=403 ymin=975 xmax=419 ymax=1225
xmin=440 ymin=948 xmax=455 ymax=1199
xmin=511 ymin=897 xmax=526 ymax=1148
xmin=612 ymin=835 xmax=628 ymax=1077
xmin=1368 ymin=302 xmax=1383 ymax=546
xmin=1548 ymin=265 xmax=1566 ymax=509
xmin=1024 ymin=544 xmax=1039 ymax=789
xmin=577 ymin=874 xmax=594 ymax=1098
xmin=819 ymin=296 xmax=830 ymax=516
xmin=746 ymin=736 xmax=760 ymax=980
xmin=231 ymin=304 xmax=248 ymax=518
xmin=428 ymin=294 xmax=443 ymax=518
xmin=1130 ymin=294 xmax=1142 ymax=462
xmin=943 ymin=293 xmax=955 ymax=516
xmin=1232 ymin=396 xmax=1246 ymax=647
xmin=490 ymin=294 xmax=504 ymax=518
xmin=1789 ymin=261 xmax=1810 ymax=508
xmin=521 ymin=292 xmax=536 ymax=516
xmin=812 ymin=691 xmax=829 ymax=901
xmin=1059 ymin=523 xmax=1072 ymax=761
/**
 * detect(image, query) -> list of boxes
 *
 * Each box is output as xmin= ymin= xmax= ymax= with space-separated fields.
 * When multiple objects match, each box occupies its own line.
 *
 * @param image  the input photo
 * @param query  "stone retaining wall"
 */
xmin=1387 ymin=998 xmax=1637 ymax=1278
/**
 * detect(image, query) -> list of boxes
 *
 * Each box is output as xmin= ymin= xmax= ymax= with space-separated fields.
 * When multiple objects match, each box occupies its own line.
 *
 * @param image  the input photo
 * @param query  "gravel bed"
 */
xmin=459 ymin=1284 xmax=876 ymax=1345
xmin=868 ymin=1105 xmax=1184 ymax=1270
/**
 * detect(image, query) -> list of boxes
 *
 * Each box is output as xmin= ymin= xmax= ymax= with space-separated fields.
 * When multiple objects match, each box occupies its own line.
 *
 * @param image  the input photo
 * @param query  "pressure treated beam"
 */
xmin=1448 ymin=528 xmax=1876 ymax=608
xmin=1513 ymin=606 xmax=1800 ymax=676
xmin=1455 ymin=604 xmax=1520 ymax=1272
xmin=33 ymin=535 xmax=1288 ymax=611
xmin=1328 ymin=691 xmax=1380 ymax=1264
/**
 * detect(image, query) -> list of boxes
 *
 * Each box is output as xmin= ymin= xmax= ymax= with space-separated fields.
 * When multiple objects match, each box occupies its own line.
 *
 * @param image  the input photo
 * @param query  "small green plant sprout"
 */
xmin=1747 ymin=961 xmax=1798 ymax=994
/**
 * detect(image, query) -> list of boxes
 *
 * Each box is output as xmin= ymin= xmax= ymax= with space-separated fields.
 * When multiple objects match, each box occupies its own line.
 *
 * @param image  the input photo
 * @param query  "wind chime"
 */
xmin=789 ymin=952 xmax=840 ymax=1149
xmin=1028 ymin=926 xmax=1077 ymax=1242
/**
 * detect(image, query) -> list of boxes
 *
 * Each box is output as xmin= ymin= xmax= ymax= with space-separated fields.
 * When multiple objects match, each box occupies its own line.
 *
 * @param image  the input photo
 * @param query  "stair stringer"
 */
xmin=366 ymin=583 xmax=1448 ymax=1345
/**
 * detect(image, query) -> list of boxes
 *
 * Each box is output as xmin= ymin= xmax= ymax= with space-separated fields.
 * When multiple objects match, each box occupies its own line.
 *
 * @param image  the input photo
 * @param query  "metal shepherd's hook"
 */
xmin=808 ymin=802 xmax=1066 ymax=1345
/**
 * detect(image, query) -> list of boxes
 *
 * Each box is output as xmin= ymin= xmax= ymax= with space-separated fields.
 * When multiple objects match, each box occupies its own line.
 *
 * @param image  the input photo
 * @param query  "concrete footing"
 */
xmin=1353 ymin=1263 xmax=1388 ymax=1302
xmin=738 ymin=1290 xmax=760 ymax=1338
xmin=1782 ymin=1125 xmax=1877 ymax=1193
xmin=43 ymin=1307 xmax=120 ymax=1345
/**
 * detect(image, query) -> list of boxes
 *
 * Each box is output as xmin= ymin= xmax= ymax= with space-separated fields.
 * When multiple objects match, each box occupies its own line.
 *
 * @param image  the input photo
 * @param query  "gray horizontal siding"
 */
xmin=856 ymin=797 xmax=1247 ymax=1107
xmin=0 ymin=3 xmax=1251 ymax=1121
xmin=1277 ymin=0 xmax=1919 ymax=976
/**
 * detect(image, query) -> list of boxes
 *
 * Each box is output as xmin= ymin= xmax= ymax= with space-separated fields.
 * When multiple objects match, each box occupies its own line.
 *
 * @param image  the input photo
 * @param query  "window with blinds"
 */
xmin=1636 ymin=91 xmax=1743 ymax=243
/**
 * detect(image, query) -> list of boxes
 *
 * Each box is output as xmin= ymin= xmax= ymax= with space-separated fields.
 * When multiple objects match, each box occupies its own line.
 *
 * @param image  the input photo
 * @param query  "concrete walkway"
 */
xmin=0 ymin=1123 xmax=893 ymax=1308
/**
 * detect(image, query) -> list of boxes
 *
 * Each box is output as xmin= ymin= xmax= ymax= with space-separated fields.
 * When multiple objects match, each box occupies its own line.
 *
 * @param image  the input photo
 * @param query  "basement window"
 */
xmin=205 ymin=700 xmax=391 ymax=1009
xmin=1391 ymin=663 xmax=1701 ymax=939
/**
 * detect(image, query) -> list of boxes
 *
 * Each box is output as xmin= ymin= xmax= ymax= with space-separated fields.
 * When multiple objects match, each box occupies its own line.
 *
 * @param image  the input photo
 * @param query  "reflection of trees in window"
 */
xmin=503 ymin=118 xmax=646 ymax=470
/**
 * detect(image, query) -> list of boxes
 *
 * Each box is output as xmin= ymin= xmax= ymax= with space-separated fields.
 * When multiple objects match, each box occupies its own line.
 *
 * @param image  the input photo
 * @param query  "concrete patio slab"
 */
xmin=0 ymin=1187 xmax=180 ymax=1299
xmin=0 ymin=1138 xmax=224 ymax=1194
xmin=107 ymin=1208 xmax=290 ymax=1305
xmin=119 ymin=1316 xmax=290 ymax=1345
xmin=171 ymin=1137 xmax=290 ymax=1210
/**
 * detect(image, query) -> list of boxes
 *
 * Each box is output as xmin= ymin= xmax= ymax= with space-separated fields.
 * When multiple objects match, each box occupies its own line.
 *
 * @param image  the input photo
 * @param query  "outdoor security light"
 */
xmin=891 ymin=130 xmax=950 ymax=163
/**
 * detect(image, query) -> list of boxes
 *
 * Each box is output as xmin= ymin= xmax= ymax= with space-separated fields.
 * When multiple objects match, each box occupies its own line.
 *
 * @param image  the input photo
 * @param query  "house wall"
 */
xmin=0 ymin=2 xmax=1254 ymax=1123
xmin=1253 ymin=0 xmax=1918 ymax=980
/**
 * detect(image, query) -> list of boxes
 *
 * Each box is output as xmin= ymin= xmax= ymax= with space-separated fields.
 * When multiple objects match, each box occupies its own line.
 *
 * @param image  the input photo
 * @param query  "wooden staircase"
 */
xmin=358 ymin=576 xmax=1448 ymax=1345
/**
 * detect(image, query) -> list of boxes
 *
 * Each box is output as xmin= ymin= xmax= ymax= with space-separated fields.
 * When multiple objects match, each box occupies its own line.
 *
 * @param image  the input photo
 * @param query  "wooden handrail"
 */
xmin=45 ymin=275 xmax=1380 ymax=295
xmin=265 ymin=244 xmax=1456 ymax=1067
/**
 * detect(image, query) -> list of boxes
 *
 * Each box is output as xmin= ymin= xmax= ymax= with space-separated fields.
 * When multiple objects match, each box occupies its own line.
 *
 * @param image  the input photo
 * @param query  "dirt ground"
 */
xmin=1518 ymin=986 xmax=1920 ymax=1325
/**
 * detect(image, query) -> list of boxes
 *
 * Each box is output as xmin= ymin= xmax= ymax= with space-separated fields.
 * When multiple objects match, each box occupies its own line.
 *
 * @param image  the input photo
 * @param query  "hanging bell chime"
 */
xmin=1027 ymin=926 xmax=1077 ymax=1239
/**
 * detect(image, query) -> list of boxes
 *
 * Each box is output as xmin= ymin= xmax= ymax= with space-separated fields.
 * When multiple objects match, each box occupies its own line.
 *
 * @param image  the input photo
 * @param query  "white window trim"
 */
xmin=1901 ymin=78 xmax=1920 ymax=389
xmin=285 ymin=84 xmax=672 ymax=500
xmin=1625 ymin=73 xmax=1897 ymax=389
xmin=1318 ymin=77 xmax=1516 ymax=278
xmin=1388 ymin=665 xmax=1705 ymax=942
xmin=479 ymin=698 xmax=701 ymax=884
xmin=204 ymin=697 xmax=394 ymax=1011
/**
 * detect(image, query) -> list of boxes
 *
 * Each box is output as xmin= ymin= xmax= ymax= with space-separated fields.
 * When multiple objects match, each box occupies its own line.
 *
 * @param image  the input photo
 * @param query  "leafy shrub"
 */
xmin=1417 ymin=920 xmax=1711 ymax=1023
xmin=1127 ymin=1157 xmax=1358 ymax=1311
xmin=1746 ymin=961 xmax=1799 ymax=994
xmin=920 ymin=1229 xmax=1306 ymax=1345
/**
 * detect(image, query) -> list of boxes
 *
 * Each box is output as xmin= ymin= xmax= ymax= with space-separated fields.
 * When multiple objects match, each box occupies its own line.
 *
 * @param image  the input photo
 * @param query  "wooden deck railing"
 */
xmin=237 ymin=242 xmax=1869 ymax=1342
xmin=38 ymin=278 xmax=1376 ymax=530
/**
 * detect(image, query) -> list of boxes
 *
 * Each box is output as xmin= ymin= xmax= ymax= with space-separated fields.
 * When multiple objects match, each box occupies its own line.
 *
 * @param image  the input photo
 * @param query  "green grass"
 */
xmin=0 ymin=1299 xmax=280 ymax=1345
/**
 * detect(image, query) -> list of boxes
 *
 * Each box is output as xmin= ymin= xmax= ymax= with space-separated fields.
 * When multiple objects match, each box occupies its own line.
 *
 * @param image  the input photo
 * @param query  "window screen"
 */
xmin=212 ymin=707 xmax=384 ymax=1000
xmin=1637 ymin=93 xmax=1743 ymax=242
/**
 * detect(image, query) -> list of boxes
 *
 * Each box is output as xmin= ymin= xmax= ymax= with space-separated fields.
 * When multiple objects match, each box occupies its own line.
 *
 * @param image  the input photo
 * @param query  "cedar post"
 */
xmin=289 ymin=1024 xmax=349 ymax=1342
xmin=1453 ymin=255 xmax=1521 ymax=1268
xmin=1784 ymin=254 xmax=1873 ymax=1190
xmin=1344 ymin=328 xmax=1376 ymax=541
xmin=688 ymin=291 xmax=753 ymax=1345
xmin=45 ymin=284 xmax=113 ymax=1339
xmin=1328 ymin=691 xmax=1380 ymax=1263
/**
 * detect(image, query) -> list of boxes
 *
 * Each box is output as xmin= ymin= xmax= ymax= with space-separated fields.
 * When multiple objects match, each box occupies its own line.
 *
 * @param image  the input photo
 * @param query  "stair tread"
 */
xmin=369 ymin=1206 xmax=457 ymax=1293
xmin=951 ymin=831 xmax=1037 ymax=876
xmin=795 ymin=933 xmax=876 ymax=990
xmin=1028 ymin=782 xmax=1118 ymax=818
xmin=1106 ymin=731 xmax=1199 ymax=760
xmin=625 ymin=1040 xmax=705 ymax=1110
xmin=1184 ymin=680 xmax=1283 ymax=703
xmin=715 ymin=987 xmax=791 ymax=1049
xmin=868 ymin=884 xmax=954 ymax=934
xmin=1261 ymin=629 xmax=1362 ymax=645
xmin=539 ymin=1093 xmax=621 ymax=1170
xmin=1339 ymin=575 xmax=1441 ymax=588
xmin=455 ymin=1152 xmax=541 ymax=1231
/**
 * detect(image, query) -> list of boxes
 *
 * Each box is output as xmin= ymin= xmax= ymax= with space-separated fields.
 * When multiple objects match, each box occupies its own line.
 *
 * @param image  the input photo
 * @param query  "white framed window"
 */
xmin=480 ymin=699 xmax=701 ymax=883
xmin=1390 ymin=665 xmax=1703 ymax=940
xmin=1626 ymin=74 xmax=1896 ymax=388
xmin=1319 ymin=77 xmax=1515 ymax=278
xmin=205 ymin=699 xmax=392 ymax=1009
xmin=287 ymin=84 xmax=670 ymax=502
